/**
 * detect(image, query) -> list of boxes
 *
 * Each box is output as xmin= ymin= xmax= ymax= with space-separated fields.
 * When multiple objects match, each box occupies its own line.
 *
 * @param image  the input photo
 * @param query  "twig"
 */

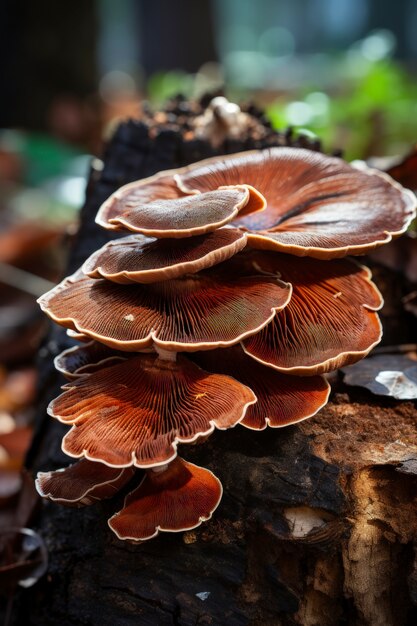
xmin=0 ymin=262 xmax=55 ymax=298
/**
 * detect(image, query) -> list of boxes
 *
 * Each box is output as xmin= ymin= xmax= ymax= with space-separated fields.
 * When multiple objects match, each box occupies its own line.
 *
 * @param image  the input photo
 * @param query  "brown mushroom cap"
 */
xmin=96 ymin=165 xmax=266 ymax=232
xmin=96 ymin=186 xmax=262 ymax=237
xmin=54 ymin=342 xmax=127 ymax=379
xmin=38 ymin=262 xmax=291 ymax=352
xmin=95 ymin=171 xmax=184 ymax=233
xmin=82 ymin=228 xmax=247 ymax=284
xmin=49 ymin=353 xmax=256 ymax=468
xmin=241 ymin=251 xmax=383 ymax=375
xmin=108 ymin=457 xmax=222 ymax=541
xmin=173 ymin=147 xmax=416 ymax=259
xmin=56 ymin=342 xmax=329 ymax=431
xmin=35 ymin=459 xmax=135 ymax=507
xmin=191 ymin=346 xmax=330 ymax=430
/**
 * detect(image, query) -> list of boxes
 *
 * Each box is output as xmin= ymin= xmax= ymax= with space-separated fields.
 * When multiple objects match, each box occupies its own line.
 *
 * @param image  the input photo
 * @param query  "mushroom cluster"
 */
xmin=36 ymin=147 xmax=415 ymax=542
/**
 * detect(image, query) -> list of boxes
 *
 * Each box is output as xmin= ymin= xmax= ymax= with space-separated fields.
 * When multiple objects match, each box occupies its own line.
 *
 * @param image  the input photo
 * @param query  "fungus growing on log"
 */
xmin=241 ymin=251 xmax=384 ymax=375
xmin=50 ymin=353 xmax=256 ymax=468
xmin=81 ymin=229 xmax=247 ymax=284
xmin=38 ymin=264 xmax=291 ymax=352
xmin=36 ymin=142 xmax=416 ymax=542
xmin=108 ymin=457 xmax=223 ymax=542
xmin=35 ymin=460 xmax=135 ymax=507
xmin=191 ymin=345 xmax=331 ymax=430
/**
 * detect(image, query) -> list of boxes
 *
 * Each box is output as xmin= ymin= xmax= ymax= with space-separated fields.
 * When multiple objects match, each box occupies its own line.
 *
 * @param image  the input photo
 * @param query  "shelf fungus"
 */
xmin=36 ymin=145 xmax=416 ymax=542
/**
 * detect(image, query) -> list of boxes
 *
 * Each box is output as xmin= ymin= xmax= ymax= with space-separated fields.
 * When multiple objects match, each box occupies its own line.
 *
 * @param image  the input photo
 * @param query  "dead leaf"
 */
xmin=342 ymin=354 xmax=417 ymax=400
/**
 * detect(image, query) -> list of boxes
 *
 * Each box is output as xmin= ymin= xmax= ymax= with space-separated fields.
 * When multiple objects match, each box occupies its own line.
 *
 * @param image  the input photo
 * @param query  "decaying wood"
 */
xmin=13 ymin=98 xmax=417 ymax=626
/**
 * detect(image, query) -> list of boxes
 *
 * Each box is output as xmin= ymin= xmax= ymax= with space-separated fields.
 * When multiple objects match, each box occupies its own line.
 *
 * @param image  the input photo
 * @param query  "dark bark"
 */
xmin=15 ymin=99 xmax=417 ymax=626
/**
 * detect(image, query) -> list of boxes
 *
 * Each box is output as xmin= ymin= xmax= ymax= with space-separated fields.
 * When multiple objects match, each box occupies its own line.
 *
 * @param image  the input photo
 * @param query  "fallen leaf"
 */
xmin=342 ymin=354 xmax=417 ymax=400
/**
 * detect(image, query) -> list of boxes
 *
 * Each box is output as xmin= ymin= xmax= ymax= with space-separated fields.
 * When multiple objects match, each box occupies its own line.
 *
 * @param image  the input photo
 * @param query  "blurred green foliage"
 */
xmin=148 ymin=71 xmax=195 ymax=105
xmin=266 ymin=59 xmax=417 ymax=160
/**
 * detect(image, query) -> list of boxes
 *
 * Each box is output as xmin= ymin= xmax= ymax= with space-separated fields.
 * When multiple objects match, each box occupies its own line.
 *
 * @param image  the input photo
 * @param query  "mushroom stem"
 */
xmin=193 ymin=97 xmax=251 ymax=147
xmin=154 ymin=345 xmax=177 ymax=362
xmin=150 ymin=463 xmax=170 ymax=474
xmin=210 ymin=96 xmax=241 ymax=129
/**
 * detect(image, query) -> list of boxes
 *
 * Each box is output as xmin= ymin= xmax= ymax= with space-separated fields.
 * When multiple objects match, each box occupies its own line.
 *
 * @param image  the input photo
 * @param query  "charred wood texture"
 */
xmin=18 ymin=98 xmax=417 ymax=626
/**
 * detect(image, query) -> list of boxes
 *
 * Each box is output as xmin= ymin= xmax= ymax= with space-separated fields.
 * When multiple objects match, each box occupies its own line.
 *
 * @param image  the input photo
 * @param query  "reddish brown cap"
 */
xmin=35 ymin=459 xmax=135 ymax=507
xmin=242 ymin=251 xmax=383 ymax=375
xmin=54 ymin=341 xmax=127 ymax=379
xmin=38 ymin=262 xmax=291 ymax=352
xmin=174 ymin=147 xmax=416 ymax=259
xmin=96 ymin=170 xmax=185 ymax=231
xmin=49 ymin=353 xmax=256 ymax=468
xmin=108 ymin=457 xmax=222 ymax=541
xmin=192 ymin=345 xmax=330 ymax=430
xmin=96 ymin=186 xmax=263 ymax=237
xmin=96 ymin=164 xmax=266 ymax=234
xmin=82 ymin=228 xmax=247 ymax=284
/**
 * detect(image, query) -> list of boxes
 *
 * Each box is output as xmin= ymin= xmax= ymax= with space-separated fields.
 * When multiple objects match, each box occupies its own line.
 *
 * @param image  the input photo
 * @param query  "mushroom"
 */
xmin=174 ymin=148 xmax=416 ymax=258
xmin=36 ymin=142 xmax=416 ymax=542
xmin=96 ymin=185 xmax=265 ymax=235
xmin=49 ymin=353 xmax=256 ymax=468
xmin=35 ymin=459 xmax=135 ymax=507
xmin=193 ymin=96 xmax=254 ymax=147
xmin=38 ymin=262 xmax=291 ymax=352
xmin=99 ymin=147 xmax=414 ymax=258
xmin=191 ymin=345 xmax=330 ymax=430
xmin=54 ymin=341 xmax=127 ymax=379
xmin=82 ymin=228 xmax=247 ymax=284
xmin=55 ymin=341 xmax=330 ymax=430
xmin=240 ymin=251 xmax=384 ymax=375
xmin=108 ymin=457 xmax=222 ymax=542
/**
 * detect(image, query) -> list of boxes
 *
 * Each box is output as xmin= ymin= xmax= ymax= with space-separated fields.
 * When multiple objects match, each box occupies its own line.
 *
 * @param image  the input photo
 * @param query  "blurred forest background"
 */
xmin=2 ymin=0 xmax=417 ymax=226
xmin=1 ymin=0 xmax=417 ymax=539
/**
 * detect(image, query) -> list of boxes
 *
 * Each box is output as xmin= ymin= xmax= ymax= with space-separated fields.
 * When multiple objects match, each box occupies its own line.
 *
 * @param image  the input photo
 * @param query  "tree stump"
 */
xmin=18 ymin=99 xmax=417 ymax=626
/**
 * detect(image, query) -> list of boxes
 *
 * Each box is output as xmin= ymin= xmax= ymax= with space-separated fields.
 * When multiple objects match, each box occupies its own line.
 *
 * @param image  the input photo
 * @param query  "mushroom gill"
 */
xmin=108 ymin=457 xmax=222 ymax=542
